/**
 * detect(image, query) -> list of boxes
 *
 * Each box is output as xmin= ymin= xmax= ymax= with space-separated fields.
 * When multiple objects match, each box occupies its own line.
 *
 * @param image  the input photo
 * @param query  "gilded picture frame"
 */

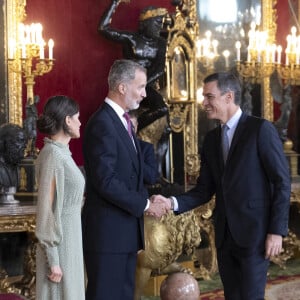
xmin=1 ymin=0 xmax=26 ymax=126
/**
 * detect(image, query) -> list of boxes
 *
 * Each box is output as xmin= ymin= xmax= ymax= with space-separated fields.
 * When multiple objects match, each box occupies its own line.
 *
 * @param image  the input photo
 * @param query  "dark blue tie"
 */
xmin=222 ymin=124 xmax=230 ymax=163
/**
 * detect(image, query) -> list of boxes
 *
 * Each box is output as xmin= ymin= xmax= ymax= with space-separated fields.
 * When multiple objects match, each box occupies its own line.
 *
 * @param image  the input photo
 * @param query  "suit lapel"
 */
xmin=217 ymin=126 xmax=225 ymax=171
xmin=227 ymin=113 xmax=248 ymax=161
xmin=103 ymin=103 xmax=139 ymax=172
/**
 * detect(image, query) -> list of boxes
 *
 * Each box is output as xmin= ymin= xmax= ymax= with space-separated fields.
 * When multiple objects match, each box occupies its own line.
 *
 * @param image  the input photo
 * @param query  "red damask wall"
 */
xmin=25 ymin=0 xmax=174 ymax=165
xmin=24 ymin=0 xmax=290 ymax=165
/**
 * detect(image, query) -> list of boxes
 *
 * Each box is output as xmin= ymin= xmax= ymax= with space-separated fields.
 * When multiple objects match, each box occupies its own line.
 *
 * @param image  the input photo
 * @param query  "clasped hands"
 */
xmin=145 ymin=194 xmax=171 ymax=218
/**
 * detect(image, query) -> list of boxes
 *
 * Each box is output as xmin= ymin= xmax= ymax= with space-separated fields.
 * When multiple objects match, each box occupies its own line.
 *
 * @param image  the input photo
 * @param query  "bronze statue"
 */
xmin=99 ymin=0 xmax=171 ymax=180
xmin=0 ymin=124 xmax=27 ymax=204
xmin=23 ymin=95 xmax=40 ymax=158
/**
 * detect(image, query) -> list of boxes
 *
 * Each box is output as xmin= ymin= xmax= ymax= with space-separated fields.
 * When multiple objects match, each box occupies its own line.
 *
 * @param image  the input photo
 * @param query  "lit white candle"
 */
xmin=235 ymin=41 xmax=241 ymax=61
xmin=30 ymin=23 xmax=36 ymax=44
xmin=21 ymin=44 xmax=26 ymax=59
xmin=18 ymin=23 xmax=25 ymax=45
xmin=271 ymin=44 xmax=276 ymax=63
xmin=36 ymin=23 xmax=43 ymax=44
xmin=48 ymin=39 xmax=54 ymax=59
xmin=247 ymin=47 xmax=251 ymax=62
xmin=285 ymin=50 xmax=289 ymax=66
xmin=257 ymin=50 xmax=261 ymax=63
xmin=277 ymin=46 xmax=282 ymax=64
xmin=25 ymin=25 xmax=31 ymax=44
xmin=39 ymin=41 xmax=45 ymax=59
xmin=212 ymin=40 xmax=218 ymax=55
xmin=223 ymin=50 xmax=230 ymax=68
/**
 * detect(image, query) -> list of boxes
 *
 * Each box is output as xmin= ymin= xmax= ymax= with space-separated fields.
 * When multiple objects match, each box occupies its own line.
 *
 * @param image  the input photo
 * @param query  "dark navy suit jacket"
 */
xmin=82 ymin=102 xmax=148 ymax=253
xmin=177 ymin=113 xmax=291 ymax=248
xmin=138 ymin=139 xmax=159 ymax=185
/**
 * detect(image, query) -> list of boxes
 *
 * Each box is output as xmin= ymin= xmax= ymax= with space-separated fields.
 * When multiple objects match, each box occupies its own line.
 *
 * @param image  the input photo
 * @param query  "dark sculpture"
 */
xmin=23 ymin=95 xmax=40 ymax=158
xmin=99 ymin=0 xmax=171 ymax=180
xmin=0 ymin=124 xmax=27 ymax=204
xmin=270 ymin=70 xmax=292 ymax=143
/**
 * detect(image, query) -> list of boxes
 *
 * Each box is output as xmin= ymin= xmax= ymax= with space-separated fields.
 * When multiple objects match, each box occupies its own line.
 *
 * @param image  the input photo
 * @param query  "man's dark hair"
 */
xmin=204 ymin=72 xmax=242 ymax=105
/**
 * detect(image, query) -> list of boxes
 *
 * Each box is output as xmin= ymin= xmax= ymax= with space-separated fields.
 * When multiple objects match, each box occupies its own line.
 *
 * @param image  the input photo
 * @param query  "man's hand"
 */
xmin=150 ymin=194 xmax=172 ymax=211
xmin=146 ymin=201 xmax=168 ymax=218
xmin=265 ymin=234 xmax=283 ymax=259
xmin=48 ymin=265 xmax=63 ymax=283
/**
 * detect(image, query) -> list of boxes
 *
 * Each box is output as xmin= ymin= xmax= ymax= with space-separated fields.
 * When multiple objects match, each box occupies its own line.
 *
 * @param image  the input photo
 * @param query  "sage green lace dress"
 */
xmin=35 ymin=138 xmax=85 ymax=300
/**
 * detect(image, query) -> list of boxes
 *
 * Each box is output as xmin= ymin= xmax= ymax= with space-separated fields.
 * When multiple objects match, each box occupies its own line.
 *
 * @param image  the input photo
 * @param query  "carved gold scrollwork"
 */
xmin=0 ymin=208 xmax=36 ymax=299
xmin=169 ymin=104 xmax=190 ymax=133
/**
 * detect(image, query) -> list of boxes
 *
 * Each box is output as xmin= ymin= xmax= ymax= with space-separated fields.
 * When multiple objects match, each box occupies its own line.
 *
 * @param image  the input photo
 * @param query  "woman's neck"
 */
xmin=50 ymin=132 xmax=71 ymax=145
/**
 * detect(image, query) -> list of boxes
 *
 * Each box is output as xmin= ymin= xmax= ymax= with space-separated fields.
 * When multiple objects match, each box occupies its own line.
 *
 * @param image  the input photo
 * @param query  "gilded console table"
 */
xmin=0 ymin=202 xmax=36 ymax=300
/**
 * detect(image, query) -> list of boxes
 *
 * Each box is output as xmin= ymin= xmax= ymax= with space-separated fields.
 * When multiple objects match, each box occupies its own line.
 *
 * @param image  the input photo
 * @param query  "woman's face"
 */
xmin=66 ymin=112 xmax=81 ymax=139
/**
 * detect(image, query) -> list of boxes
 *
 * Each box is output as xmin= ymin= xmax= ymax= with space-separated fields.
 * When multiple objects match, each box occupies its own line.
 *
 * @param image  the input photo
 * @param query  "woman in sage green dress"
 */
xmin=35 ymin=95 xmax=85 ymax=300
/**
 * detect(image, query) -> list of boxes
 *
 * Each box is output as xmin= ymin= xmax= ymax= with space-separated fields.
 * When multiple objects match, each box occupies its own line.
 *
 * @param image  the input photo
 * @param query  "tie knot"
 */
xmin=222 ymin=124 xmax=229 ymax=132
xmin=123 ymin=112 xmax=130 ymax=122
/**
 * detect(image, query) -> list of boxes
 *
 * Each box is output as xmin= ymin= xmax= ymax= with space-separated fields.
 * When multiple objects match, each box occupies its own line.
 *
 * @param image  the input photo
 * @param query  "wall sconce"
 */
xmin=8 ymin=22 xmax=55 ymax=105
xmin=196 ymin=30 xmax=220 ymax=72
xmin=236 ymin=23 xmax=300 ymax=85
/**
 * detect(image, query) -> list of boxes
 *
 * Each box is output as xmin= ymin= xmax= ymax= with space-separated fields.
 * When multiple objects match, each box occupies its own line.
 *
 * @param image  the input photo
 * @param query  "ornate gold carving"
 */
xmin=0 ymin=204 xmax=36 ymax=299
xmin=261 ymin=0 xmax=277 ymax=121
xmin=134 ymin=211 xmax=201 ymax=300
xmin=169 ymin=104 xmax=189 ymax=133
xmin=166 ymin=1 xmax=200 ymax=185
xmin=19 ymin=167 xmax=28 ymax=191
xmin=7 ymin=0 xmax=26 ymax=126
xmin=139 ymin=7 xmax=168 ymax=21
xmin=193 ymin=199 xmax=218 ymax=280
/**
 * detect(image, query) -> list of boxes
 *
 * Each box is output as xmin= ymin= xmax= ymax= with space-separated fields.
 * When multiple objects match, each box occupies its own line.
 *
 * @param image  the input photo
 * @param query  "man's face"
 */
xmin=124 ymin=69 xmax=147 ymax=111
xmin=202 ymin=80 xmax=230 ymax=124
xmin=4 ymin=131 xmax=27 ymax=165
xmin=143 ymin=16 xmax=164 ymax=38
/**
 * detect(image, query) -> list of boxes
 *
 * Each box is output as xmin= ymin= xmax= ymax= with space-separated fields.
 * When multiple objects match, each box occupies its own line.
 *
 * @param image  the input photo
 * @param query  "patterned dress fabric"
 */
xmin=35 ymin=138 xmax=85 ymax=300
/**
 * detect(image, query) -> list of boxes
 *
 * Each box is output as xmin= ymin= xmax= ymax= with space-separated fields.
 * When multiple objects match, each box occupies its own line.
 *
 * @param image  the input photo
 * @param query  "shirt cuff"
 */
xmin=144 ymin=199 xmax=150 ymax=211
xmin=170 ymin=196 xmax=179 ymax=211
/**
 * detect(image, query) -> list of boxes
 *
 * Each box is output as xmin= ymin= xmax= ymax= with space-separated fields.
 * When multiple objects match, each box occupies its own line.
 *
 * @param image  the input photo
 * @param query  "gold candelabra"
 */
xmin=8 ymin=23 xmax=54 ymax=105
xmin=195 ymin=30 xmax=220 ymax=73
xmin=236 ymin=24 xmax=300 ymax=85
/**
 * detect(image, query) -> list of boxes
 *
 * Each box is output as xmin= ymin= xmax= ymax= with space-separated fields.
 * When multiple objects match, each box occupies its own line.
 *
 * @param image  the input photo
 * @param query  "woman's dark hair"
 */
xmin=37 ymin=95 xmax=79 ymax=135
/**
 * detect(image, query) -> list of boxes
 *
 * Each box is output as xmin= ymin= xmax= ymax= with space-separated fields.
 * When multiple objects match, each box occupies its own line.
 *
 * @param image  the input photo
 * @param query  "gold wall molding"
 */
xmin=166 ymin=3 xmax=200 ymax=186
xmin=6 ymin=0 xmax=26 ymax=126
xmin=261 ymin=0 xmax=277 ymax=121
xmin=0 ymin=203 xmax=36 ymax=299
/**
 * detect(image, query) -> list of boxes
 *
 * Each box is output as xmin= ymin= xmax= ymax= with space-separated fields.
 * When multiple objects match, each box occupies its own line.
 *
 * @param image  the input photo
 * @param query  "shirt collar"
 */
xmin=104 ymin=97 xmax=126 ymax=119
xmin=226 ymin=107 xmax=242 ymax=129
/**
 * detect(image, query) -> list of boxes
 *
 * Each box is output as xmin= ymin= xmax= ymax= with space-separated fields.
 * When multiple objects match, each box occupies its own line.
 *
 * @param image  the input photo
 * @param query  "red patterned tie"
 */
xmin=123 ymin=112 xmax=133 ymax=138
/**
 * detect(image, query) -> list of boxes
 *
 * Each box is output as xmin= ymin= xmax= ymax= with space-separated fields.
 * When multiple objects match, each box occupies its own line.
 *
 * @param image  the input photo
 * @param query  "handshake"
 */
xmin=145 ymin=195 xmax=173 ymax=218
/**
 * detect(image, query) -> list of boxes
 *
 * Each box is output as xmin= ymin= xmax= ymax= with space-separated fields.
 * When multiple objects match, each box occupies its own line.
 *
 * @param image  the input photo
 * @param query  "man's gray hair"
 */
xmin=108 ymin=59 xmax=147 ymax=91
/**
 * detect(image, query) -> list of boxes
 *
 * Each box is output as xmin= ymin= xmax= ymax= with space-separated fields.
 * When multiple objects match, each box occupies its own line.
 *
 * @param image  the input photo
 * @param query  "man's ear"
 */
xmin=118 ymin=83 xmax=127 ymax=95
xmin=227 ymin=91 xmax=234 ymax=104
